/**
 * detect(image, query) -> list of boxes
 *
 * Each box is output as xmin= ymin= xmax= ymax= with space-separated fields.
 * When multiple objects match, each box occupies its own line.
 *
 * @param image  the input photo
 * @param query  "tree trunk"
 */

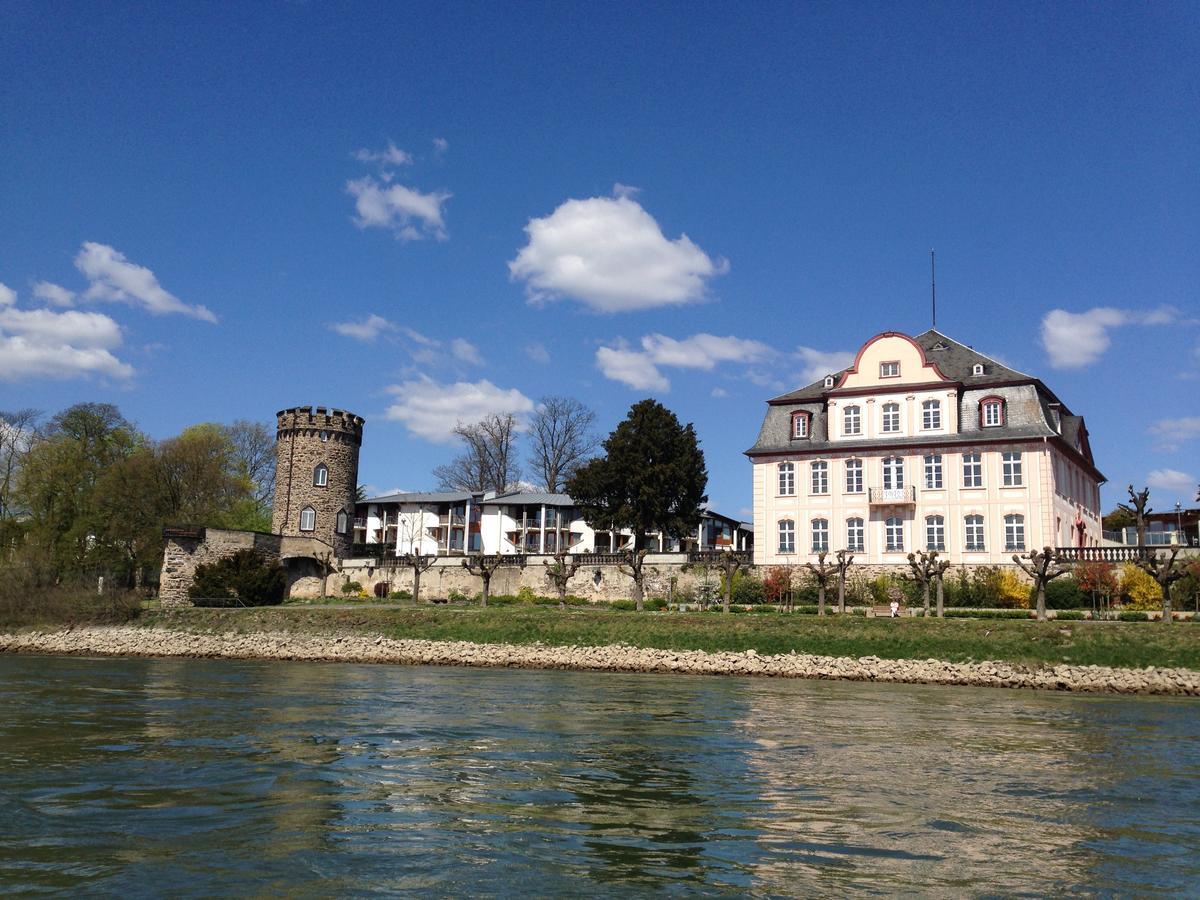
xmin=481 ymin=572 xmax=490 ymax=607
xmin=837 ymin=575 xmax=845 ymax=615
xmin=413 ymin=567 xmax=422 ymax=604
xmin=632 ymin=576 xmax=644 ymax=611
xmin=936 ymin=577 xmax=944 ymax=618
xmin=1036 ymin=584 xmax=1046 ymax=621
xmin=1162 ymin=582 xmax=1173 ymax=624
xmin=923 ymin=583 xmax=931 ymax=617
xmin=723 ymin=573 xmax=731 ymax=613
xmin=818 ymin=583 xmax=826 ymax=616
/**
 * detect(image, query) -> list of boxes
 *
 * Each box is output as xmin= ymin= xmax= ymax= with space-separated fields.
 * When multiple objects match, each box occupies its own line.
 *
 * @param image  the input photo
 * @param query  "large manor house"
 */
xmin=160 ymin=327 xmax=1105 ymax=600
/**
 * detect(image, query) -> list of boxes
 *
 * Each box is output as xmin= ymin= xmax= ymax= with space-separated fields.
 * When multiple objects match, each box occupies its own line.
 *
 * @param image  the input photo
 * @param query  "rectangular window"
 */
xmin=923 ymin=454 xmax=943 ymax=489
xmin=1005 ymin=515 xmax=1026 ymax=551
xmin=885 ymin=517 xmax=904 ymax=552
xmin=843 ymin=406 xmax=861 ymax=436
xmin=922 ymin=400 xmax=941 ymax=430
xmin=778 ymin=463 xmax=795 ymax=496
xmin=926 ymin=516 xmax=945 ymax=551
xmin=846 ymin=518 xmax=865 ymax=552
xmin=983 ymin=401 xmax=1003 ymax=427
xmin=778 ymin=520 xmax=795 ymax=554
xmin=880 ymin=361 xmax=900 ymax=378
xmin=883 ymin=457 xmax=904 ymax=490
xmin=299 ymin=508 xmax=316 ymax=532
xmin=845 ymin=459 xmax=863 ymax=493
xmin=963 ymin=452 xmax=982 ymax=488
xmin=881 ymin=404 xmax=900 ymax=433
xmin=792 ymin=413 xmax=809 ymax=439
xmin=811 ymin=461 xmax=828 ymax=495
xmin=965 ymin=515 xmax=985 ymax=551
xmin=811 ymin=519 xmax=829 ymax=552
xmin=1002 ymin=452 xmax=1023 ymax=487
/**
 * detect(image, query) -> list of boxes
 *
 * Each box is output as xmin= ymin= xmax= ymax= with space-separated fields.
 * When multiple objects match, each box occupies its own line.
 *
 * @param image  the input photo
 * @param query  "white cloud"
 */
xmin=383 ymin=377 xmax=535 ymax=442
xmin=75 ymin=242 xmax=216 ymax=322
xmin=331 ymin=314 xmax=396 ymax=342
xmin=0 ymin=289 xmax=131 ymax=381
xmin=1149 ymin=416 xmax=1200 ymax=452
xmin=795 ymin=346 xmax=856 ymax=384
xmin=1146 ymin=468 xmax=1197 ymax=495
xmin=433 ymin=137 xmax=448 ymax=153
xmin=595 ymin=333 xmax=771 ymax=391
xmin=450 ymin=338 xmax=483 ymax=365
xmin=711 ymin=387 xmax=729 ymax=398
xmin=612 ymin=182 xmax=641 ymax=198
xmin=1040 ymin=306 xmax=1189 ymax=369
xmin=353 ymin=142 xmax=413 ymax=166
xmin=524 ymin=342 xmax=551 ymax=364
xmin=32 ymin=281 xmax=76 ymax=306
xmin=509 ymin=194 xmax=727 ymax=312
xmin=346 ymin=176 xmax=451 ymax=241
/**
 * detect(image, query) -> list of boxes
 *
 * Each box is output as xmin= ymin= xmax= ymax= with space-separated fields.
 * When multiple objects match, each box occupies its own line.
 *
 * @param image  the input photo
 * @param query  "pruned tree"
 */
xmin=567 ymin=399 xmax=707 ymax=611
xmin=528 ymin=396 xmax=598 ymax=493
xmin=1013 ymin=547 xmax=1072 ymax=621
xmin=617 ymin=549 xmax=650 ymax=611
xmin=932 ymin=557 xmax=951 ymax=618
xmin=1118 ymin=485 xmax=1153 ymax=551
xmin=805 ymin=551 xmax=837 ymax=616
xmin=434 ymin=413 xmax=522 ymax=493
xmin=717 ymin=552 xmax=743 ymax=613
xmin=834 ymin=549 xmax=854 ymax=614
xmin=463 ymin=554 xmax=510 ymax=607
xmin=906 ymin=550 xmax=944 ymax=617
xmin=543 ymin=550 xmax=581 ymax=608
xmin=400 ymin=551 xmax=436 ymax=603
xmin=1136 ymin=545 xmax=1189 ymax=624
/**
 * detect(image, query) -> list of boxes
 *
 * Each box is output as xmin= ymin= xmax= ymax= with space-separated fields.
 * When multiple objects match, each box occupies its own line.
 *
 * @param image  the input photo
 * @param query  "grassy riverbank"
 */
xmin=138 ymin=605 xmax=1200 ymax=671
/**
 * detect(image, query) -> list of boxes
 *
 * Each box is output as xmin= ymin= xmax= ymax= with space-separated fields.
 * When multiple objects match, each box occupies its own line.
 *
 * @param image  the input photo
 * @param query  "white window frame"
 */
xmin=982 ymin=400 xmax=1003 ymax=427
xmin=881 ymin=402 xmax=900 ymax=433
xmin=811 ymin=461 xmax=829 ymax=495
xmin=965 ymin=515 xmax=985 ymax=552
xmin=335 ymin=510 xmax=348 ymax=534
xmin=846 ymin=517 xmax=865 ymax=552
xmin=880 ymin=361 xmax=900 ymax=378
xmin=792 ymin=412 xmax=809 ymax=439
xmin=922 ymin=399 xmax=941 ymax=430
xmin=883 ymin=456 xmax=905 ymax=490
xmin=925 ymin=515 xmax=945 ymax=551
xmin=319 ymin=430 xmax=330 ymax=442
xmin=845 ymin=458 xmax=863 ymax=493
xmin=778 ymin=462 xmax=795 ymax=496
xmin=1004 ymin=514 xmax=1026 ymax=551
xmin=299 ymin=506 xmax=316 ymax=532
xmin=314 ymin=464 xmax=328 ymax=487
xmin=963 ymin=452 xmax=983 ymax=488
xmin=1002 ymin=452 xmax=1023 ymax=487
xmin=778 ymin=519 xmax=795 ymax=554
xmin=811 ymin=518 xmax=829 ymax=553
xmin=923 ymin=454 xmax=943 ymax=490
xmin=843 ymin=405 xmax=861 ymax=436
xmin=885 ymin=517 xmax=904 ymax=552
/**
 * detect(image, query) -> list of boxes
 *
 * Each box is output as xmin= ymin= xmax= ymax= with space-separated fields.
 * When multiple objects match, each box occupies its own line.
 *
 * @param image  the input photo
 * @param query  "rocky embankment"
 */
xmin=2 ymin=626 xmax=1197 ymax=695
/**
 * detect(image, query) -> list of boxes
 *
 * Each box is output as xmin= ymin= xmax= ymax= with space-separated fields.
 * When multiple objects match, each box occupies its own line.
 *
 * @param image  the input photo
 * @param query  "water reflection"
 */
xmin=0 ymin=656 xmax=1196 ymax=895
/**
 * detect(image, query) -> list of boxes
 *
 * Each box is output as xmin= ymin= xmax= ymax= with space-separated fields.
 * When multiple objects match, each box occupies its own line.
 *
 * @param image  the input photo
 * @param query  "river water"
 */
xmin=0 ymin=655 xmax=1196 ymax=896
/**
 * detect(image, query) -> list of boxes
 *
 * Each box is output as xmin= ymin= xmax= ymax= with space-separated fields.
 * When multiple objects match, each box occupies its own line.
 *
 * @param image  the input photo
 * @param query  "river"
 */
xmin=0 ymin=655 xmax=1196 ymax=895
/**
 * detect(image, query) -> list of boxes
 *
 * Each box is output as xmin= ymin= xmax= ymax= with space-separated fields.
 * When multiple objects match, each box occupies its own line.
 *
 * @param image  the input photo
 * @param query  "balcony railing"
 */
xmin=869 ymin=486 xmax=916 ymax=505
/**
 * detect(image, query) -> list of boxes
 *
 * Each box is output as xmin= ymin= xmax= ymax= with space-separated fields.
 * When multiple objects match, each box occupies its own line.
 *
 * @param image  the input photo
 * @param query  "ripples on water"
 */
xmin=0 ymin=655 xmax=1197 ymax=896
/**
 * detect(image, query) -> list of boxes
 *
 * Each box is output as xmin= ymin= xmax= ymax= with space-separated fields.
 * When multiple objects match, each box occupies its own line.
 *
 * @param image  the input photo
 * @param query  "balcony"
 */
xmin=868 ymin=486 xmax=916 ymax=506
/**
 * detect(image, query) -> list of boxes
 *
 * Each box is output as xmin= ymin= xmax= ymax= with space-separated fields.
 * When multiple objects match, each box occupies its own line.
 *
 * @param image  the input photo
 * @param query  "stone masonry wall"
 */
xmin=271 ymin=406 xmax=363 ymax=559
xmin=160 ymin=528 xmax=284 ymax=606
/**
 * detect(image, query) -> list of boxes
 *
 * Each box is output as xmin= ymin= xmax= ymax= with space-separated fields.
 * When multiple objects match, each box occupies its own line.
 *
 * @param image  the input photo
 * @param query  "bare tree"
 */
xmin=834 ymin=550 xmax=855 ymax=614
xmin=543 ymin=551 xmax=581 ymax=608
xmin=434 ymin=413 xmax=522 ymax=493
xmin=1013 ymin=548 xmax=1072 ymax=621
xmin=0 ymin=408 xmax=40 ymax=523
xmin=225 ymin=420 xmax=276 ymax=515
xmin=717 ymin=552 xmax=743 ymax=614
xmin=528 ymin=397 xmax=597 ymax=492
xmin=1118 ymin=485 xmax=1152 ymax=550
xmin=805 ymin=551 xmax=837 ymax=616
xmin=618 ymin=548 xmax=650 ymax=611
xmin=400 ymin=552 xmax=435 ymax=603
xmin=906 ymin=551 xmax=941 ymax=617
xmin=1136 ymin=546 xmax=1188 ymax=624
xmin=463 ymin=554 xmax=508 ymax=607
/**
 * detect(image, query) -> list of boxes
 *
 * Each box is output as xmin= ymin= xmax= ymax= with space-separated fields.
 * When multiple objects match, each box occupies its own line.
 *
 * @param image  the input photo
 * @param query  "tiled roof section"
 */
xmin=767 ymin=330 xmax=1032 ymax=403
xmin=366 ymin=491 xmax=473 ymax=504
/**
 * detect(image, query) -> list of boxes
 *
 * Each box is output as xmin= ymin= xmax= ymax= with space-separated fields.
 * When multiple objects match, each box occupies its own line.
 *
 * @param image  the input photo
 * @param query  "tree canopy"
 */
xmin=565 ymin=399 xmax=707 ymax=551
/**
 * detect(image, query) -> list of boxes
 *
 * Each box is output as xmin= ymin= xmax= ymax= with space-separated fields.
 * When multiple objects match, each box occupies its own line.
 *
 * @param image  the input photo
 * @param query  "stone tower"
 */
xmin=272 ymin=406 xmax=364 ymax=558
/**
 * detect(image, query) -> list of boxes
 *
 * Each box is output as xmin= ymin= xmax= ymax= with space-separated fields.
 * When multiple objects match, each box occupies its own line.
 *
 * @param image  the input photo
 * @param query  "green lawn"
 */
xmin=141 ymin=605 xmax=1200 ymax=671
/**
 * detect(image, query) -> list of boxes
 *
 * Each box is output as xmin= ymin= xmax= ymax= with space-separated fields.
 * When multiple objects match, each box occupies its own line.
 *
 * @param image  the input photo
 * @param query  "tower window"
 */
xmin=319 ymin=430 xmax=330 ymax=442
xmin=336 ymin=510 xmax=348 ymax=534
xmin=300 ymin=507 xmax=316 ymax=532
xmin=314 ymin=464 xmax=328 ymax=487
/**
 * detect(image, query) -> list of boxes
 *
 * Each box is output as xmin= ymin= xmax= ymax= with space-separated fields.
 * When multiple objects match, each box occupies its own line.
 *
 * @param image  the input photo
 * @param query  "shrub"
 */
xmin=516 ymin=586 xmax=538 ymax=604
xmin=1054 ymin=610 xmax=1087 ymax=620
xmin=645 ymin=597 xmax=668 ymax=611
xmin=732 ymin=574 xmax=765 ymax=605
xmin=189 ymin=550 xmax=286 ymax=607
xmin=995 ymin=569 xmax=1031 ymax=609
xmin=1044 ymin=577 xmax=1085 ymax=610
xmin=944 ymin=608 xmax=1031 ymax=619
xmin=762 ymin=566 xmax=794 ymax=606
xmin=1119 ymin=563 xmax=1160 ymax=610
xmin=447 ymin=589 xmax=470 ymax=603
xmin=486 ymin=594 xmax=520 ymax=606
xmin=341 ymin=580 xmax=363 ymax=596
xmin=1118 ymin=610 xmax=1149 ymax=622
xmin=750 ymin=605 xmax=777 ymax=614
xmin=389 ymin=589 xmax=412 ymax=600
xmin=610 ymin=600 xmax=637 ymax=611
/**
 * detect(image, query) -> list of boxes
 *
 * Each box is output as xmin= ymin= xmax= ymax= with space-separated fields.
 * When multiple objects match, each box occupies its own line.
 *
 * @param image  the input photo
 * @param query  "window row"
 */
xmin=792 ymin=397 xmax=1008 ymax=440
xmin=776 ymin=514 xmax=1026 ymax=554
xmin=299 ymin=506 xmax=350 ymax=534
xmin=776 ymin=452 xmax=1023 ymax=495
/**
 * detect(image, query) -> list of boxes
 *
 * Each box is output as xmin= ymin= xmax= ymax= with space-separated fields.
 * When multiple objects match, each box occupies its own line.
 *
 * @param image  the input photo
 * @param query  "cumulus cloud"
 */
xmin=75 ymin=242 xmax=216 ymax=322
xmin=32 ymin=281 xmax=76 ymax=306
xmin=346 ymin=176 xmax=451 ymax=241
xmin=383 ymin=377 xmax=535 ymax=442
xmin=0 ymin=284 xmax=132 ymax=381
xmin=596 ymin=332 xmax=772 ymax=391
xmin=795 ymin=346 xmax=856 ymax=384
xmin=1040 ymin=306 xmax=1186 ymax=369
xmin=331 ymin=314 xmax=396 ymax=342
xmin=1149 ymin=416 xmax=1200 ymax=452
xmin=1146 ymin=468 xmax=1197 ymax=495
xmin=433 ymin=137 xmax=448 ymax=154
xmin=509 ymin=194 xmax=727 ymax=312
xmin=353 ymin=142 xmax=413 ymax=167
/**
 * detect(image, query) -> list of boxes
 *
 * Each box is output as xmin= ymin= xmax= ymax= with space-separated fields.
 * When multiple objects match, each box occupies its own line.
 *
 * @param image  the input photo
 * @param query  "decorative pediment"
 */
xmin=834 ymin=332 xmax=951 ymax=391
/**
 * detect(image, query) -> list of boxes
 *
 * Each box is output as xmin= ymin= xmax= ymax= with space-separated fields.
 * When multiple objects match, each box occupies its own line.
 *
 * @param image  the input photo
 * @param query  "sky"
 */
xmin=1 ymin=1 xmax=1197 ymax=519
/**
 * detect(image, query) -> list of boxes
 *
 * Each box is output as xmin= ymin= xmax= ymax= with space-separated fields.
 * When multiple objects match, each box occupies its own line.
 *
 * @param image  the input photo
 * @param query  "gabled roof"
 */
xmin=768 ymin=329 xmax=1033 ymax=404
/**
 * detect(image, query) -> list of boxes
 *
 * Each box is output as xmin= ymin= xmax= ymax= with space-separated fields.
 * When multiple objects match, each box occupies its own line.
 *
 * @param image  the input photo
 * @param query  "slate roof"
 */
xmin=481 ymin=492 xmax=576 ymax=507
xmin=366 ymin=491 xmax=473 ymax=504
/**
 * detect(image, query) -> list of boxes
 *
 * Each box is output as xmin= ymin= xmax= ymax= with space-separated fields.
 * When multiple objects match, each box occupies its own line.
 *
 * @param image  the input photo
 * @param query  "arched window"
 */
xmin=810 ymin=461 xmax=828 ymax=495
xmin=980 ymin=396 xmax=1005 ymax=427
xmin=299 ymin=506 xmax=316 ymax=532
xmin=319 ymin=430 xmax=330 ymax=442
xmin=313 ymin=464 xmax=328 ymax=487
xmin=883 ymin=456 xmax=905 ymax=490
xmin=778 ymin=519 xmax=795 ymax=554
xmin=791 ymin=411 xmax=810 ymax=439
xmin=843 ymin=405 xmax=861 ymax=436
xmin=824 ymin=374 xmax=835 ymax=388
xmin=885 ymin=517 xmax=904 ymax=552
xmin=1004 ymin=514 xmax=1025 ymax=551
xmin=845 ymin=458 xmax=863 ymax=493
xmin=965 ymin=515 xmax=985 ymax=551
xmin=811 ymin=518 xmax=829 ymax=552
xmin=922 ymin=399 xmax=941 ymax=430
xmin=336 ymin=510 xmax=348 ymax=534
xmin=972 ymin=363 xmax=985 ymax=376
xmin=846 ymin=517 xmax=865 ymax=552
xmin=778 ymin=462 xmax=795 ymax=496
xmin=925 ymin=515 xmax=945 ymax=551
xmin=881 ymin=402 xmax=900 ymax=433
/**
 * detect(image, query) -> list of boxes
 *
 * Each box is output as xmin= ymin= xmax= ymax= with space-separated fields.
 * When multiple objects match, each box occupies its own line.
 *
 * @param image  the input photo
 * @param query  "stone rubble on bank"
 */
xmin=1 ymin=626 xmax=1197 ymax=696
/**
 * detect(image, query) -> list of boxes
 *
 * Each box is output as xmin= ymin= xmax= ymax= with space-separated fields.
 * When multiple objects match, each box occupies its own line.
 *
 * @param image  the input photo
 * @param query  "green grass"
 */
xmin=139 ymin=605 xmax=1200 ymax=671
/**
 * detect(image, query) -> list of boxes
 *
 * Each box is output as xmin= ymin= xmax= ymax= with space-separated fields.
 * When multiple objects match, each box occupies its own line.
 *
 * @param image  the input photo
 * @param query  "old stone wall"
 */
xmin=160 ymin=528 xmax=285 ymax=606
xmin=272 ymin=406 xmax=363 ymax=558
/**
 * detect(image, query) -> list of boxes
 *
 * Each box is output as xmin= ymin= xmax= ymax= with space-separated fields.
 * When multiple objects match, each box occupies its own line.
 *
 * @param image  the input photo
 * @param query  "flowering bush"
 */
xmin=1119 ymin=562 xmax=1160 ymax=610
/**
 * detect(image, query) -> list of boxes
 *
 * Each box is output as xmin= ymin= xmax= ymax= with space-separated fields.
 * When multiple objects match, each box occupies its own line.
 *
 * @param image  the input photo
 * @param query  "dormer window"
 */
xmin=880 ymin=361 xmax=900 ymax=378
xmin=791 ymin=411 xmax=810 ymax=439
xmin=823 ymin=374 xmax=835 ymax=388
xmin=972 ymin=363 xmax=985 ymax=376
xmin=980 ymin=397 xmax=1005 ymax=427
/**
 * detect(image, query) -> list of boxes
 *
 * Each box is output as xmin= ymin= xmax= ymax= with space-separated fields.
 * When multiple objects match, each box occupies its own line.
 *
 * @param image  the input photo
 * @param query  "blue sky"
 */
xmin=1 ymin=1 xmax=1197 ymax=518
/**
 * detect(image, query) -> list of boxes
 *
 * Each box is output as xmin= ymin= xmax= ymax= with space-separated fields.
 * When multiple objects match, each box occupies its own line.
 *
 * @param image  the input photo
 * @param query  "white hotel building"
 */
xmin=747 ymin=330 xmax=1105 ymax=567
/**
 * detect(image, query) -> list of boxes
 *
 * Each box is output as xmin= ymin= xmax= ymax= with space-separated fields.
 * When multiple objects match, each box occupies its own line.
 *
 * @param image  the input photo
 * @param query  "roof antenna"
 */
xmin=930 ymin=249 xmax=937 ymax=330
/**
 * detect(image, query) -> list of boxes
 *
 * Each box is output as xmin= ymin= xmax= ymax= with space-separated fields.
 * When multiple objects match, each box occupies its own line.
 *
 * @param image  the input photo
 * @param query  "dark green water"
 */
xmin=0 ymin=656 xmax=1197 ymax=896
